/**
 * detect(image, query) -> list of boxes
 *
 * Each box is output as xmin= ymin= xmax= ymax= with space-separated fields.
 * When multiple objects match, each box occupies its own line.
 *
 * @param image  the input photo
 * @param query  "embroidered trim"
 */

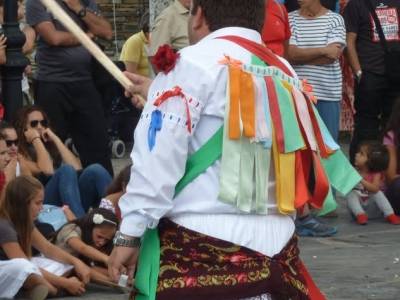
xmin=141 ymin=112 xmax=197 ymax=130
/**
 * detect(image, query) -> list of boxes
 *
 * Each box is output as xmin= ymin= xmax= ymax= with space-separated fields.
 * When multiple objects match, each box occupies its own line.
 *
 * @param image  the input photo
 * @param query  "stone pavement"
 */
xmin=49 ymin=197 xmax=400 ymax=300
xmin=22 ymin=153 xmax=400 ymax=300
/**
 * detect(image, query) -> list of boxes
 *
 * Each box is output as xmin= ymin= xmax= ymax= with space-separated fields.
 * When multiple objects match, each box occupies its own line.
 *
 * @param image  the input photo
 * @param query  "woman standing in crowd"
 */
xmin=0 ymin=176 xmax=91 ymax=298
xmin=15 ymin=106 xmax=112 ymax=217
xmin=287 ymin=0 xmax=346 ymax=235
xmin=384 ymin=100 xmax=400 ymax=215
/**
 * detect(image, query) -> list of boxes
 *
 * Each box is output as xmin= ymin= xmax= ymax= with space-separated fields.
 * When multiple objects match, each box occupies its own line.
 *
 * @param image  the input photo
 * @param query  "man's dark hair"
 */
xmin=359 ymin=141 xmax=390 ymax=173
xmin=191 ymin=0 xmax=265 ymax=32
xmin=139 ymin=10 xmax=150 ymax=34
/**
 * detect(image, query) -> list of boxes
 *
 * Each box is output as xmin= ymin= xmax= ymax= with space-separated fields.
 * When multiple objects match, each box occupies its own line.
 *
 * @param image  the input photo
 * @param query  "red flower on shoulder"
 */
xmin=151 ymin=44 xmax=180 ymax=74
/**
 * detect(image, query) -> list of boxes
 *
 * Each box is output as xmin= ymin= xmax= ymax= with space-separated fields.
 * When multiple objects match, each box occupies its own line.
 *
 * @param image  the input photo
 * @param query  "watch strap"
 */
xmin=113 ymin=231 xmax=141 ymax=248
xmin=77 ymin=7 xmax=87 ymax=18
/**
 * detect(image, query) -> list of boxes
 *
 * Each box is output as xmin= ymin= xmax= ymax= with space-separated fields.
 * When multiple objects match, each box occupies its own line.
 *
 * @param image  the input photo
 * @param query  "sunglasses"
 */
xmin=5 ymin=139 xmax=18 ymax=147
xmin=30 ymin=119 xmax=48 ymax=128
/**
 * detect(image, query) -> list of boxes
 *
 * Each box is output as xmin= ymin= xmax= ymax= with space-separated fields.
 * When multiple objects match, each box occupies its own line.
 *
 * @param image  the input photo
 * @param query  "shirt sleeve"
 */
xmin=120 ymin=35 xmax=142 ymax=64
xmin=327 ymin=14 xmax=346 ymax=46
xmin=0 ymin=219 xmax=18 ymax=246
xmin=343 ymin=0 xmax=361 ymax=33
xmin=118 ymin=58 xmax=206 ymax=237
xmin=25 ymin=0 xmax=52 ymax=27
xmin=57 ymin=224 xmax=81 ymax=246
xmin=383 ymin=131 xmax=395 ymax=146
xmin=149 ymin=14 xmax=172 ymax=56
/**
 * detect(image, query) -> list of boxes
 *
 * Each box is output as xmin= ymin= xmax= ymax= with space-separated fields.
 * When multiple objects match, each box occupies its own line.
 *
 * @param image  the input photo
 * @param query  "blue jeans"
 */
xmin=315 ymin=100 xmax=341 ymax=143
xmin=44 ymin=164 xmax=112 ymax=217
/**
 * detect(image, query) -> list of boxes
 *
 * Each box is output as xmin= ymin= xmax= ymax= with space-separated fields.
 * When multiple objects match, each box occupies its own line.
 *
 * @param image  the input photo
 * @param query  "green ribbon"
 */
xmin=135 ymin=127 xmax=223 ymax=300
xmin=317 ymin=149 xmax=362 ymax=216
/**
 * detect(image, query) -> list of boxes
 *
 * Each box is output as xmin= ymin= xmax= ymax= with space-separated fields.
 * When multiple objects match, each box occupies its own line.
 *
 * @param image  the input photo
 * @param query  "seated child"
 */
xmin=0 ymin=176 xmax=91 ymax=298
xmin=54 ymin=208 xmax=119 ymax=283
xmin=99 ymin=164 xmax=132 ymax=219
xmin=346 ymin=141 xmax=400 ymax=225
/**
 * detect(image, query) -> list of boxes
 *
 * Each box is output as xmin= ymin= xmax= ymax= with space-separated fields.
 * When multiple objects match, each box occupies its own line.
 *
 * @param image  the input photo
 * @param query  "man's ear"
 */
xmin=191 ymin=5 xmax=205 ymax=30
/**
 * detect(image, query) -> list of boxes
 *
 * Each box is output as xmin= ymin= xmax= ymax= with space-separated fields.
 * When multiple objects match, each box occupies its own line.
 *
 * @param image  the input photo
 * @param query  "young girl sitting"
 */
xmin=15 ymin=105 xmax=112 ymax=217
xmin=0 ymin=176 xmax=91 ymax=298
xmin=54 ymin=208 xmax=119 ymax=283
xmin=383 ymin=99 xmax=400 ymax=215
xmin=346 ymin=141 xmax=400 ymax=225
xmin=99 ymin=164 xmax=132 ymax=219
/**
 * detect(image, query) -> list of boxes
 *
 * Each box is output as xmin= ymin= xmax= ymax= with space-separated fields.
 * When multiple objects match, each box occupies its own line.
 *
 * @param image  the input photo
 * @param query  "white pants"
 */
xmin=346 ymin=190 xmax=394 ymax=217
xmin=171 ymin=213 xmax=295 ymax=257
xmin=0 ymin=258 xmax=42 ymax=298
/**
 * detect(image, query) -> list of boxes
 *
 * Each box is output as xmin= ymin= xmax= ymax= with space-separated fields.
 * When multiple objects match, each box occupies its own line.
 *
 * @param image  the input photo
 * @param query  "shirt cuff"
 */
xmin=119 ymin=212 xmax=155 ymax=237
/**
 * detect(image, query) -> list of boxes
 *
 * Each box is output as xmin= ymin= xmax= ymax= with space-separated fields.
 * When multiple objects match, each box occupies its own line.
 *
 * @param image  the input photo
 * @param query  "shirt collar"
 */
xmin=198 ymin=27 xmax=262 ymax=45
xmin=174 ymin=0 xmax=189 ymax=15
xmin=139 ymin=31 xmax=149 ymax=44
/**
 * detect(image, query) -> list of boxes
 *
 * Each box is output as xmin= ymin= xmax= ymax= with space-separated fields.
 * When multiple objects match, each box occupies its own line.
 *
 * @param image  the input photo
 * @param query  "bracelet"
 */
xmin=30 ymin=136 xmax=41 ymax=143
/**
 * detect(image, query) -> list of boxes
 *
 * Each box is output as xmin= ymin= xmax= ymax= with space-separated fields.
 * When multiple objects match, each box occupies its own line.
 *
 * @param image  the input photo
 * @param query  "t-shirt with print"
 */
xmin=26 ymin=0 xmax=99 ymax=82
xmin=343 ymin=0 xmax=400 ymax=75
xmin=54 ymin=223 xmax=82 ymax=257
xmin=289 ymin=10 xmax=346 ymax=102
xmin=0 ymin=218 xmax=18 ymax=260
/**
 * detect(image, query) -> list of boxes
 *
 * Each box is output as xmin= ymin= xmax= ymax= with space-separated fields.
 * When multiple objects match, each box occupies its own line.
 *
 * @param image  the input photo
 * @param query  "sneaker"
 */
xmin=356 ymin=213 xmax=368 ymax=225
xmin=29 ymin=284 xmax=48 ymax=300
xmin=386 ymin=214 xmax=400 ymax=225
xmin=295 ymin=216 xmax=337 ymax=237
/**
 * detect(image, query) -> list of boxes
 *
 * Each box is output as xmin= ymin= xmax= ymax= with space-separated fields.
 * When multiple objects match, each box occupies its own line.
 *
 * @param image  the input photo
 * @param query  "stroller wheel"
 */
xmin=112 ymin=140 xmax=126 ymax=158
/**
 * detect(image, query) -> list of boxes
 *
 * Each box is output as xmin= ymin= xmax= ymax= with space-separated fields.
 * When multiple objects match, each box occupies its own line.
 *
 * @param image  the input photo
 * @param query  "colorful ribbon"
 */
xmin=148 ymin=110 xmax=162 ymax=151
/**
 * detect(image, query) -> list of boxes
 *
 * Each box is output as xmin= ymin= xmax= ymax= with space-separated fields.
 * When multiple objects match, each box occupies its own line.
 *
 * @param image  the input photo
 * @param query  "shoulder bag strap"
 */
xmin=364 ymin=0 xmax=389 ymax=52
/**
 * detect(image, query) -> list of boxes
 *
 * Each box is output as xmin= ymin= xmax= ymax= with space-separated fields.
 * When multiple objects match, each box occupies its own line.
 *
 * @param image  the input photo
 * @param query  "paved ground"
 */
xmin=21 ymin=144 xmax=400 ymax=299
xmin=48 ymin=208 xmax=400 ymax=300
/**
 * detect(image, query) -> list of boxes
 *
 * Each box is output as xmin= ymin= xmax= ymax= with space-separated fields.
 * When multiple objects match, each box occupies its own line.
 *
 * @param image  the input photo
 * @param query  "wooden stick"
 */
xmin=39 ymin=0 xmax=146 ymax=106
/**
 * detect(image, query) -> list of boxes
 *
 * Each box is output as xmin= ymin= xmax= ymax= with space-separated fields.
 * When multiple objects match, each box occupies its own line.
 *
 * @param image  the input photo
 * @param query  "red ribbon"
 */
xmin=217 ymin=35 xmax=294 ymax=76
xmin=265 ymin=77 xmax=285 ymax=153
xmin=153 ymin=86 xmax=192 ymax=134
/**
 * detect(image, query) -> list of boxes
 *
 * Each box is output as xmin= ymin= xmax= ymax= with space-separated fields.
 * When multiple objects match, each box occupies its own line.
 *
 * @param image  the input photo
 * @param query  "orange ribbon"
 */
xmin=228 ymin=66 xmax=241 ymax=139
xmin=240 ymin=71 xmax=256 ymax=138
xmin=302 ymin=79 xmax=318 ymax=104
xmin=227 ymin=66 xmax=256 ymax=139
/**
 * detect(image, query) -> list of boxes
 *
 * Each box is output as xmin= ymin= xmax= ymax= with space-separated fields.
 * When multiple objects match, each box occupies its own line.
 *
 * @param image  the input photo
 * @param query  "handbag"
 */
xmin=365 ymin=0 xmax=400 ymax=84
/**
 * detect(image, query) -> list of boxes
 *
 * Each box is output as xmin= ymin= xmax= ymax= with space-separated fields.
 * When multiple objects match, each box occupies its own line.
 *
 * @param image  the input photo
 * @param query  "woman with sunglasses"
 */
xmin=15 ymin=106 xmax=112 ymax=217
xmin=0 ymin=121 xmax=33 ymax=181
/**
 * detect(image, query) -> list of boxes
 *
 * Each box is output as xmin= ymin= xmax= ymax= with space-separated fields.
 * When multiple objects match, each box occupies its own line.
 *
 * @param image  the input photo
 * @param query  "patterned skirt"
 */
xmin=153 ymin=219 xmax=312 ymax=300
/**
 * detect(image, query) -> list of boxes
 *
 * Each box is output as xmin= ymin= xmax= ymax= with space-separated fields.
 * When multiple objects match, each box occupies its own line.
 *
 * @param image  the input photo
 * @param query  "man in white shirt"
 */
xmin=108 ymin=0 xmax=358 ymax=299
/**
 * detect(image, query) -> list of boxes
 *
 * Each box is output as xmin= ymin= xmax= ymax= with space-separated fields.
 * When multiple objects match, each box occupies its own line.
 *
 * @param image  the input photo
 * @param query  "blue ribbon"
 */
xmin=148 ymin=110 xmax=163 ymax=151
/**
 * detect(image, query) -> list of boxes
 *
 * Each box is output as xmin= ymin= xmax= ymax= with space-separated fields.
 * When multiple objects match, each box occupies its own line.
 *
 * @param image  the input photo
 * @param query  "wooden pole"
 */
xmin=40 ymin=0 xmax=146 ymax=106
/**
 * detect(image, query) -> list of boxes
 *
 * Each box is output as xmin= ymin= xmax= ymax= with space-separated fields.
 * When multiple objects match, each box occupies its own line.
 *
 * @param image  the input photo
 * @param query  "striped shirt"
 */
xmin=289 ymin=10 xmax=346 ymax=102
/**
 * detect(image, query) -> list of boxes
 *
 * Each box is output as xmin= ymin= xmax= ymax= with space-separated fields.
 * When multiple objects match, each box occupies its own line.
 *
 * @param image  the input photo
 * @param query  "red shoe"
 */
xmin=386 ymin=214 xmax=400 ymax=225
xmin=356 ymin=214 xmax=368 ymax=225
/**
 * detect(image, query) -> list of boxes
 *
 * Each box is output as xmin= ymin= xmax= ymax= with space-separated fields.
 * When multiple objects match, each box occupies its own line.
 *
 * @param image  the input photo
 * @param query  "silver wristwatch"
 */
xmin=113 ymin=231 xmax=141 ymax=248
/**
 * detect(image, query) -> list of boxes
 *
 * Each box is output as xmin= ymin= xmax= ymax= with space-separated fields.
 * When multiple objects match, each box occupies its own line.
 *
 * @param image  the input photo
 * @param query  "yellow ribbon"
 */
xmin=272 ymin=129 xmax=296 ymax=214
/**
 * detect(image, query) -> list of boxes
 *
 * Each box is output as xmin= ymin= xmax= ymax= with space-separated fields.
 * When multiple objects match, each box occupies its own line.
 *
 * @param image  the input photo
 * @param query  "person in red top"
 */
xmin=261 ymin=0 xmax=291 ymax=57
